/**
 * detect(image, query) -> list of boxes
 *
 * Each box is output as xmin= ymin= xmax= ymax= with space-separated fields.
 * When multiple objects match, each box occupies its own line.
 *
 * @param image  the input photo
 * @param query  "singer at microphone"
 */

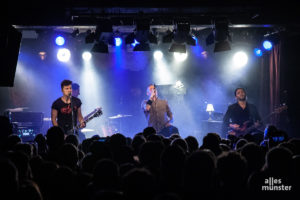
xmin=51 ymin=80 xmax=86 ymax=136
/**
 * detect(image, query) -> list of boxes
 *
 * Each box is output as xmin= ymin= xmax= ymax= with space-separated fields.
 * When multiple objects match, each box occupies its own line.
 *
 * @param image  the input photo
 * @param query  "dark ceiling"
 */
xmin=7 ymin=0 xmax=300 ymax=27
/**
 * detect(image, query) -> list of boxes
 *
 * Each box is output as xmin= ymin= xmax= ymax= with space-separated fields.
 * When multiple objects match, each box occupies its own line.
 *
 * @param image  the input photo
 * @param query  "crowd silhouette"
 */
xmin=0 ymin=115 xmax=299 ymax=200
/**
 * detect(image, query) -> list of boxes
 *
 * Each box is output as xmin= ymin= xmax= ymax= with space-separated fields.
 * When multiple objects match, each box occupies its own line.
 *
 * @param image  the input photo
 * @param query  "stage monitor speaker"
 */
xmin=0 ymin=24 xmax=22 ymax=87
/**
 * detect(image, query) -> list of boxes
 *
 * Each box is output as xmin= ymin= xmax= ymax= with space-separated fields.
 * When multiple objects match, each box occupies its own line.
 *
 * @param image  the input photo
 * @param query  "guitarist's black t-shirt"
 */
xmin=222 ymin=102 xmax=261 ymax=135
xmin=51 ymin=97 xmax=82 ymax=134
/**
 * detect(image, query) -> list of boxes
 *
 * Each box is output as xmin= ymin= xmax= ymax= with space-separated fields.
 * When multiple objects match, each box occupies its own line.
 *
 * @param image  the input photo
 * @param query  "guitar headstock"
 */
xmin=93 ymin=107 xmax=103 ymax=117
xmin=274 ymin=105 xmax=288 ymax=114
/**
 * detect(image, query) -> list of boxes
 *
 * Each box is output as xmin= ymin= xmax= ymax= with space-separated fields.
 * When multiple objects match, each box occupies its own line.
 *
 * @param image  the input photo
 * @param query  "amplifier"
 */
xmin=5 ymin=111 xmax=44 ymax=128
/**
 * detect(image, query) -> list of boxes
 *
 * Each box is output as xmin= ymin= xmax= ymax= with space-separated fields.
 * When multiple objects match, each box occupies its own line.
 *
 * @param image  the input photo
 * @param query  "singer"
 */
xmin=142 ymin=84 xmax=177 ymax=137
xmin=51 ymin=79 xmax=85 ymax=135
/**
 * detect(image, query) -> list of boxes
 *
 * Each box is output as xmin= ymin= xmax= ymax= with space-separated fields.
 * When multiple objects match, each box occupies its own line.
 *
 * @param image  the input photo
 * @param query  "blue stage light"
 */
xmin=115 ymin=37 xmax=122 ymax=46
xmin=55 ymin=36 xmax=65 ymax=46
xmin=263 ymin=40 xmax=272 ymax=50
xmin=254 ymin=48 xmax=263 ymax=56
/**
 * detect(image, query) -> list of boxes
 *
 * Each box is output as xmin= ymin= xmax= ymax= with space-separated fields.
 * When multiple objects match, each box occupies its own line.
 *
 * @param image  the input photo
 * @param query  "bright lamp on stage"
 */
xmin=174 ymin=52 xmax=188 ymax=62
xmin=57 ymin=48 xmax=71 ymax=62
xmin=206 ymin=104 xmax=214 ymax=120
xmin=153 ymin=51 xmax=163 ymax=60
xmin=82 ymin=51 xmax=92 ymax=61
xmin=233 ymin=51 xmax=248 ymax=68
xmin=115 ymin=37 xmax=122 ymax=46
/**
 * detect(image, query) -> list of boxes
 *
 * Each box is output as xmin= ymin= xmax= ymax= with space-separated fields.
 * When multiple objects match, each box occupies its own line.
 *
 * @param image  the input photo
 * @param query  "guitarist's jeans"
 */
xmin=226 ymin=130 xmax=264 ymax=148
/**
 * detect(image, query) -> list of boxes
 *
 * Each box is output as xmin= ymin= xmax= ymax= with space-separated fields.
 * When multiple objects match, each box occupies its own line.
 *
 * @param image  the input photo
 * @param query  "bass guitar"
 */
xmin=228 ymin=105 xmax=287 ymax=137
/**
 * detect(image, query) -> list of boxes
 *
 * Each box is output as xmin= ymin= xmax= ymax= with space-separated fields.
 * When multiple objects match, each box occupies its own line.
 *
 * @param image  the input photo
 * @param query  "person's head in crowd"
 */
xmin=184 ymin=136 xmax=199 ymax=153
xmin=139 ymin=141 xmax=164 ymax=170
xmin=108 ymin=133 xmax=127 ymax=150
xmin=132 ymin=134 xmax=146 ymax=156
xmin=122 ymin=168 xmax=155 ymax=200
xmin=5 ymin=134 xmax=21 ymax=151
xmin=92 ymin=159 xmax=120 ymax=191
xmin=264 ymin=146 xmax=293 ymax=177
xmin=240 ymin=142 xmax=265 ymax=175
xmin=160 ymin=145 xmax=186 ymax=190
xmin=235 ymin=138 xmax=248 ymax=151
xmin=201 ymin=133 xmax=222 ymax=156
xmin=57 ymin=143 xmax=79 ymax=169
xmin=13 ymin=143 xmax=34 ymax=159
xmin=0 ymin=158 xmax=19 ymax=199
xmin=169 ymin=133 xmax=181 ymax=141
xmin=288 ymin=138 xmax=300 ymax=155
xmin=113 ymin=145 xmax=135 ymax=165
xmin=143 ymin=127 xmax=156 ymax=138
xmin=162 ymin=138 xmax=171 ymax=147
xmin=0 ymin=116 xmax=13 ymax=141
xmin=217 ymin=151 xmax=247 ymax=191
xmin=87 ymin=140 xmax=112 ymax=164
xmin=171 ymin=138 xmax=188 ymax=153
xmin=147 ymin=134 xmax=162 ymax=142
xmin=34 ymin=134 xmax=47 ymax=154
xmin=6 ymin=151 xmax=32 ymax=181
xmin=48 ymin=166 xmax=77 ymax=200
xmin=184 ymin=149 xmax=216 ymax=192
xmin=219 ymin=143 xmax=231 ymax=152
xmin=65 ymin=134 xmax=79 ymax=147
xmin=18 ymin=180 xmax=43 ymax=200
xmin=46 ymin=126 xmax=65 ymax=150
xmin=278 ymin=142 xmax=297 ymax=155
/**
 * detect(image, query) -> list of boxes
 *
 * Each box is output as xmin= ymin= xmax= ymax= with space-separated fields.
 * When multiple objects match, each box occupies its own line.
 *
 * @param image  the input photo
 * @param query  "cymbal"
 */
xmin=109 ymin=114 xmax=133 ymax=119
xmin=81 ymin=128 xmax=95 ymax=133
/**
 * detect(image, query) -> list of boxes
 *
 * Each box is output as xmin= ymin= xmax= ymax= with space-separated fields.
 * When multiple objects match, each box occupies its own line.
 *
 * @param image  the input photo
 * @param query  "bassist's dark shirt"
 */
xmin=222 ymin=102 xmax=261 ymax=135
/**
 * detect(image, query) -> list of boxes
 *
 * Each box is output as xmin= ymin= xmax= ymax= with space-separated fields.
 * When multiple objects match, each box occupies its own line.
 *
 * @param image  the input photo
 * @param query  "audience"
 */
xmin=0 ymin=115 xmax=299 ymax=199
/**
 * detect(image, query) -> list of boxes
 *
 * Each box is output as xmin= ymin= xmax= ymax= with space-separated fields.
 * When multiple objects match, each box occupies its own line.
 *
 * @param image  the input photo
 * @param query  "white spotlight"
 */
xmin=233 ymin=51 xmax=248 ymax=68
xmin=174 ymin=52 xmax=188 ymax=62
xmin=82 ymin=51 xmax=92 ymax=61
xmin=57 ymin=48 xmax=71 ymax=62
xmin=153 ymin=50 xmax=163 ymax=60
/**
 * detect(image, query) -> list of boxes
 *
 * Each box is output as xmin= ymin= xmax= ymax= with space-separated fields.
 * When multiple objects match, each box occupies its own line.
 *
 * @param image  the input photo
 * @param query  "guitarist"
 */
xmin=222 ymin=88 xmax=262 ymax=143
xmin=51 ymin=80 xmax=86 ymax=137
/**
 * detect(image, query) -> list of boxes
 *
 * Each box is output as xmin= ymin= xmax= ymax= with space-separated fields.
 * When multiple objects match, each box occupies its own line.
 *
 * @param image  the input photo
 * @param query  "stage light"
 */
xmin=55 ymin=36 xmax=65 ymax=46
xmin=169 ymin=43 xmax=186 ymax=53
xmin=57 ymin=48 xmax=71 ymax=62
xmin=153 ymin=51 xmax=163 ymax=60
xmin=162 ymin=30 xmax=173 ymax=43
xmin=233 ymin=51 xmax=248 ymax=68
xmin=91 ymin=41 xmax=108 ymax=53
xmin=254 ymin=48 xmax=263 ymax=56
xmin=115 ymin=37 xmax=122 ymax=46
xmin=131 ymin=39 xmax=140 ymax=47
xmin=71 ymin=29 xmax=79 ymax=38
xmin=263 ymin=40 xmax=272 ymax=50
xmin=174 ymin=52 xmax=188 ymax=62
xmin=85 ymin=30 xmax=95 ymax=43
xmin=82 ymin=51 xmax=92 ymax=61
xmin=206 ymin=17 xmax=231 ymax=52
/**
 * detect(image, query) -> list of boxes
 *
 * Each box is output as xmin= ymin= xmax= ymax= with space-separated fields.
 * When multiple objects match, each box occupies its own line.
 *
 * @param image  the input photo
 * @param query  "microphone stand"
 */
xmin=70 ymin=94 xmax=76 ymax=135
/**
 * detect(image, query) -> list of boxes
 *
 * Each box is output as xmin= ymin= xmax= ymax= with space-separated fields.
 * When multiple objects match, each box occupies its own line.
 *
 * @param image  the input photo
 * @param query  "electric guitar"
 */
xmin=67 ymin=107 xmax=103 ymax=135
xmin=228 ymin=105 xmax=288 ymax=137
